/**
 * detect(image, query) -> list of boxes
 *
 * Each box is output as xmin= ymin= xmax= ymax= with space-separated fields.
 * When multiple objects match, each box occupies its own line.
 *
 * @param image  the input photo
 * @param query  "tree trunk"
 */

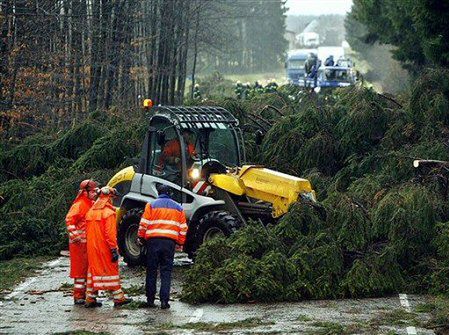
xmin=0 ymin=0 xmax=11 ymax=107
xmin=71 ymin=0 xmax=85 ymax=121
xmin=89 ymin=0 xmax=102 ymax=112
xmin=168 ymin=0 xmax=178 ymax=105
xmin=103 ymin=0 xmax=125 ymax=110
xmin=96 ymin=0 xmax=111 ymax=110
xmin=190 ymin=11 xmax=199 ymax=100
xmin=176 ymin=0 xmax=190 ymax=104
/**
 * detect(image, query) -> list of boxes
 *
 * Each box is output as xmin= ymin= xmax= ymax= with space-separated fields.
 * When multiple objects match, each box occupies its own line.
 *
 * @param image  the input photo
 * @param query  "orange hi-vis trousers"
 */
xmin=66 ymin=194 xmax=93 ymax=301
xmin=86 ymin=272 xmax=125 ymax=303
xmin=69 ymin=242 xmax=88 ymax=300
xmin=73 ymin=278 xmax=87 ymax=300
xmin=85 ymin=195 xmax=128 ymax=304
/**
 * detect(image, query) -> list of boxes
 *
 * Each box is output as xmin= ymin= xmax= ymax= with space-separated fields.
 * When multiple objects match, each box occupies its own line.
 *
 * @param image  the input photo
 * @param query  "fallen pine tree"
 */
xmin=181 ymin=69 xmax=449 ymax=302
xmin=0 ymin=109 xmax=146 ymax=260
xmin=181 ymin=186 xmax=442 ymax=303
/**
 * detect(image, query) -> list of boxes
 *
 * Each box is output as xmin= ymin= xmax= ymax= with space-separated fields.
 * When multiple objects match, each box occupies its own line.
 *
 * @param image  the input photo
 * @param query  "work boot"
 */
xmin=160 ymin=301 xmax=170 ymax=310
xmin=145 ymin=299 xmax=157 ymax=308
xmin=84 ymin=300 xmax=102 ymax=308
xmin=74 ymin=299 xmax=85 ymax=305
xmin=114 ymin=297 xmax=132 ymax=307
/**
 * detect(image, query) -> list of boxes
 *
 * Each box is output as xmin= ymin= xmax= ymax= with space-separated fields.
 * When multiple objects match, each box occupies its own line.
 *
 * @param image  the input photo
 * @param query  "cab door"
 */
xmin=140 ymin=117 xmax=185 ymax=203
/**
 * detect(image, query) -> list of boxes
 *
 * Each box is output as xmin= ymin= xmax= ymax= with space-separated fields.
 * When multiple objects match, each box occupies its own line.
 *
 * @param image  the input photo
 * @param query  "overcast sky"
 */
xmin=285 ymin=0 xmax=353 ymax=16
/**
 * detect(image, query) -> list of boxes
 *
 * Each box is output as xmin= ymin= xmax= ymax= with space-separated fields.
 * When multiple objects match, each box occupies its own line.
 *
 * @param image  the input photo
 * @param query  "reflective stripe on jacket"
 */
xmin=138 ymin=194 xmax=188 ymax=245
xmin=65 ymin=193 xmax=93 ymax=244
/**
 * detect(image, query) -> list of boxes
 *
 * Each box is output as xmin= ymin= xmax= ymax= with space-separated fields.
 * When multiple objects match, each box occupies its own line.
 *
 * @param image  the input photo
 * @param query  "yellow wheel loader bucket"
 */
xmin=209 ymin=165 xmax=315 ymax=218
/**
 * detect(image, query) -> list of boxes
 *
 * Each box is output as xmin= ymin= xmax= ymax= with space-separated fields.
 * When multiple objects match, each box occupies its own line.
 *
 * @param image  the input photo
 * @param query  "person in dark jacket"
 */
xmin=324 ymin=55 xmax=335 ymax=66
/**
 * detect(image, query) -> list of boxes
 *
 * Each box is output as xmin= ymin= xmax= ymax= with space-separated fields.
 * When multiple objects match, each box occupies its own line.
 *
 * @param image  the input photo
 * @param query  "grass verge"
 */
xmin=0 ymin=256 xmax=53 ymax=295
xmin=307 ymin=311 xmax=419 ymax=335
xmin=309 ymin=321 xmax=346 ymax=335
xmin=160 ymin=317 xmax=273 ymax=331
xmin=420 ymin=296 xmax=449 ymax=332
xmin=371 ymin=309 xmax=421 ymax=327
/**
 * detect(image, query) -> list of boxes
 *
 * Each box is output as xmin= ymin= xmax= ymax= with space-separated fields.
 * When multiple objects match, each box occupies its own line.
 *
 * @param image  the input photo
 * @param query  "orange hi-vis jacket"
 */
xmin=65 ymin=192 xmax=93 ymax=278
xmin=159 ymin=139 xmax=196 ymax=167
xmin=138 ymin=194 xmax=188 ymax=245
xmin=85 ymin=195 xmax=121 ymax=291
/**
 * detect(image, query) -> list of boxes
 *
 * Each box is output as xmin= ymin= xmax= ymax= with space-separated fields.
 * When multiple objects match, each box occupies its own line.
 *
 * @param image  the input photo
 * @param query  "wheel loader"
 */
xmin=107 ymin=105 xmax=316 ymax=265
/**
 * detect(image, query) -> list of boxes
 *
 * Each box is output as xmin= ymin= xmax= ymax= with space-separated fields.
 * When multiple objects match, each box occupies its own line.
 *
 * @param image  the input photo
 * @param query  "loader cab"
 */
xmin=138 ymin=106 xmax=245 ymax=193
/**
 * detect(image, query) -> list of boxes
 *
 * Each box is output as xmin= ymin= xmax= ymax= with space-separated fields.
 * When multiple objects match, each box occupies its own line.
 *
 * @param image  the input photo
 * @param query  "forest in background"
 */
xmin=0 ymin=0 xmax=287 ymax=140
xmin=347 ymin=0 xmax=449 ymax=72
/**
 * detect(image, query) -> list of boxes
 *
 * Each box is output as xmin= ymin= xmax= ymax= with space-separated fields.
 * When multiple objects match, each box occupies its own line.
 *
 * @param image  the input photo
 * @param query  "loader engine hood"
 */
xmin=209 ymin=165 xmax=315 ymax=218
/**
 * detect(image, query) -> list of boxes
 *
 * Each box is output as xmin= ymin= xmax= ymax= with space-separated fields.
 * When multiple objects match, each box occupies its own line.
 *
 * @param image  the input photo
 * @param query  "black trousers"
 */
xmin=145 ymin=238 xmax=176 ymax=303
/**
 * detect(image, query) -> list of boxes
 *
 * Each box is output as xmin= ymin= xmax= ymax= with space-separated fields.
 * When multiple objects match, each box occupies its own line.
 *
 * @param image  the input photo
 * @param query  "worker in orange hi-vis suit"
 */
xmin=159 ymin=129 xmax=197 ymax=169
xmin=65 ymin=179 xmax=98 ymax=305
xmin=85 ymin=186 xmax=132 ymax=308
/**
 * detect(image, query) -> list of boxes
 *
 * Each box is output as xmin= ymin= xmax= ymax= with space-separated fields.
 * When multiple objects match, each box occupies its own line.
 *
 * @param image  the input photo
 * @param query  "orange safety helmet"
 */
xmin=79 ymin=179 xmax=98 ymax=191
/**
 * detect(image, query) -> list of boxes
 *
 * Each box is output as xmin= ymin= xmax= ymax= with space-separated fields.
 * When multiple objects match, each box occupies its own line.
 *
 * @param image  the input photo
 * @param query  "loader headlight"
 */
xmin=189 ymin=168 xmax=201 ymax=180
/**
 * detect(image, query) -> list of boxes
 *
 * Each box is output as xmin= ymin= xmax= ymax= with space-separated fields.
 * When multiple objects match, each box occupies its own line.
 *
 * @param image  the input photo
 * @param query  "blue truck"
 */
xmin=285 ymin=49 xmax=316 ymax=86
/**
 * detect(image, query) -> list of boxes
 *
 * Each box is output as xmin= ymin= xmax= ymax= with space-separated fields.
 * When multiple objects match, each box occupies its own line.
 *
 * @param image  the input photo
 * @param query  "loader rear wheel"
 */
xmin=118 ymin=208 xmax=145 ymax=266
xmin=195 ymin=211 xmax=241 ymax=247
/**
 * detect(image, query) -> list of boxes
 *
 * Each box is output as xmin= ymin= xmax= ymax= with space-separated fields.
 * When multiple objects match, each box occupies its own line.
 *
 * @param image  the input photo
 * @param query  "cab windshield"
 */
xmin=184 ymin=125 xmax=239 ymax=167
xmin=288 ymin=59 xmax=306 ymax=69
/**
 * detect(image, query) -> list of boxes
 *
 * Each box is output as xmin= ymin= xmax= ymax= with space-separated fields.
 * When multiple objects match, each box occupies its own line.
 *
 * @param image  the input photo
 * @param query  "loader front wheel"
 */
xmin=196 ymin=211 xmax=241 ymax=246
xmin=118 ymin=208 xmax=145 ymax=266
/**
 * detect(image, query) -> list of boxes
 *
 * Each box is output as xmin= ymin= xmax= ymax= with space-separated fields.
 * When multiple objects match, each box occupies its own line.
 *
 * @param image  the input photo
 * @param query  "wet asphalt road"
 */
xmin=0 ymin=255 xmax=436 ymax=334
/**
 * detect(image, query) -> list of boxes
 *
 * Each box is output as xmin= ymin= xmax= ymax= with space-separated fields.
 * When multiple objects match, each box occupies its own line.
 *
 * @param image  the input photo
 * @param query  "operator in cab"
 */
xmin=158 ymin=129 xmax=198 ymax=183
xmin=160 ymin=129 xmax=197 ymax=167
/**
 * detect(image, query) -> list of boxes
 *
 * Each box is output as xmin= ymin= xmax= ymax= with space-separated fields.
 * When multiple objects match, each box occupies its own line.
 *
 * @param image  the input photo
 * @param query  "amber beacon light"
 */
xmin=143 ymin=99 xmax=154 ymax=109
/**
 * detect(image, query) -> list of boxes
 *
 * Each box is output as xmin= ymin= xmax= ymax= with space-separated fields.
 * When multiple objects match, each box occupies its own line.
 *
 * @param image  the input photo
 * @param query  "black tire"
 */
xmin=193 ymin=211 xmax=241 ymax=254
xmin=118 ymin=208 xmax=145 ymax=266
